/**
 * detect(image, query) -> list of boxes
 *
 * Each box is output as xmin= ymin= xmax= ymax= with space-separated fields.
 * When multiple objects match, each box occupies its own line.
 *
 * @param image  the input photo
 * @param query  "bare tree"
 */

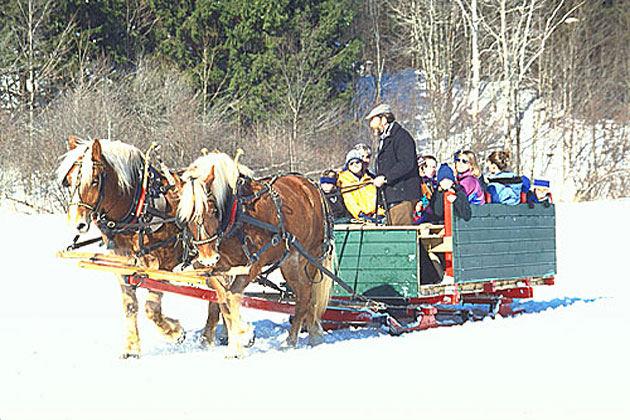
xmin=454 ymin=0 xmax=483 ymax=143
xmin=8 ymin=0 xmax=75 ymax=144
xmin=390 ymin=0 xmax=467 ymax=157
xmin=477 ymin=0 xmax=581 ymax=172
xmin=365 ymin=0 xmax=387 ymax=103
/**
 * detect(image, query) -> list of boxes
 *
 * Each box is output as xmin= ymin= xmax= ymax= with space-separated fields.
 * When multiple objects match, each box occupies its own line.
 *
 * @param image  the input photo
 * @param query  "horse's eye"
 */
xmin=91 ymin=179 xmax=99 ymax=186
xmin=62 ymin=178 xmax=70 ymax=188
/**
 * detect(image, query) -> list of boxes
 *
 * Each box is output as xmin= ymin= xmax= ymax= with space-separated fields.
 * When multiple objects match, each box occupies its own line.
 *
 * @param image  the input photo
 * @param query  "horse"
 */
xmin=57 ymin=136 xmax=217 ymax=358
xmin=175 ymin=152 xmax=334 ymax=358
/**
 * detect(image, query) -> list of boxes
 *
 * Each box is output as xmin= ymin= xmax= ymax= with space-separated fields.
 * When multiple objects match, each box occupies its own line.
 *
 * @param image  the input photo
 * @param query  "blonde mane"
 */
xmin=177 ymin=152 xmax=254 ymax=223
xmin=57 ymin=139 xmax=144 ymax=194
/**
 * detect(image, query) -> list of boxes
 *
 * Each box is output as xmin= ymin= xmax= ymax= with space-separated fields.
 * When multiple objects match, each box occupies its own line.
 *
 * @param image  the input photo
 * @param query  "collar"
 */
xmin=457 ymin=169 xmax=474 ymax=179
xmin=379 ymin=121 xmax=394 ymax=140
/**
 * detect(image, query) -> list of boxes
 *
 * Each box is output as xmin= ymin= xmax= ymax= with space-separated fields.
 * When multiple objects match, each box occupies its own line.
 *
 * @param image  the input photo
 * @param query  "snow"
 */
xmin=1 ymin=200 xmax=629 ymax=420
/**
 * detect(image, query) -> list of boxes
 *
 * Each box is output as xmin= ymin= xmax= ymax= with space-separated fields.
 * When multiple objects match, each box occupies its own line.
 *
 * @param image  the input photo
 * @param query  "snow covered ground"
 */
xmin=1 ymin=199 xmax=629 ymax=420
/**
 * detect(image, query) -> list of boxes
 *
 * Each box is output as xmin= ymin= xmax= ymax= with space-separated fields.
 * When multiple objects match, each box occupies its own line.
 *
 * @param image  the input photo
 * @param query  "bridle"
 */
xmin=190 ymin=193 xmax=221 ymax=247
xmin=66 ymin=157 xmax=106 ymax=217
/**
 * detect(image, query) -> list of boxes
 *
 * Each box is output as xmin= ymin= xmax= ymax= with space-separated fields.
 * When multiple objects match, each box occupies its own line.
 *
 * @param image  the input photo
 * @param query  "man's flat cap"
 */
xmin=365 ymin=103 xmax=393 ymax=120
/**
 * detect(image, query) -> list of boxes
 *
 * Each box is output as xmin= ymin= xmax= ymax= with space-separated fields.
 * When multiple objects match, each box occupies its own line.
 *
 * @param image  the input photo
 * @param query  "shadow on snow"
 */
xmin=144 ymin=296 xmax=605 ymax=357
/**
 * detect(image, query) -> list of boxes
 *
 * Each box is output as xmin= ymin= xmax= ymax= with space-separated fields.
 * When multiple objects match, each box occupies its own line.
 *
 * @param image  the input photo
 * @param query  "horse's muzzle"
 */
xmin=197 ymin=253 xmax=221 ymax=267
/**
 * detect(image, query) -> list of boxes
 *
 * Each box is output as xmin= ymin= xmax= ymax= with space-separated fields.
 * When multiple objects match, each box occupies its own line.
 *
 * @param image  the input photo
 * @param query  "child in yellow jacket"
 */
xmin=338 ymin=149 xmax=385 ymax=222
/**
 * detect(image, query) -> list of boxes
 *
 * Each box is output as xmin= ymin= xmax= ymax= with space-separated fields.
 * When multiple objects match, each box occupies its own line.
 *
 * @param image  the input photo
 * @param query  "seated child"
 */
xmin=413 ymin=154 xmax=437 ymax=224
xmin=527 ymin=178 xmax=553 ymax=207
xmin=419 ymin=164 xmax=471 ymax=285
xmin=425 ymin=163 xmax=472 ymax=224
xmin=338 ymin=149 xmax=384 ymax=223
xmin=485 ymin=150 xmax=523 ymax=205
xmin=319 ymin=169 xmax=351 ymax=221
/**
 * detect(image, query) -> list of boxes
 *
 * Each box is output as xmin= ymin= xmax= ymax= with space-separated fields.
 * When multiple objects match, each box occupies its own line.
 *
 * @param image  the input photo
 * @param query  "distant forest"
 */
xmin=0 ymin=0 xmax=628 ymax=211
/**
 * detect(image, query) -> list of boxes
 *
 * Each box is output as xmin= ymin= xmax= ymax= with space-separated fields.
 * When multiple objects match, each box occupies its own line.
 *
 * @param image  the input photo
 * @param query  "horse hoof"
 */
xmin=199 ymin=335 xmax=215 ymax=349
xmin=176 ymin=331 xmax=186 ymax=345
xmin=244 ymin=331 xmax=256 ymax=348
xmin=120 ymin=352 xmax=140 ymax=360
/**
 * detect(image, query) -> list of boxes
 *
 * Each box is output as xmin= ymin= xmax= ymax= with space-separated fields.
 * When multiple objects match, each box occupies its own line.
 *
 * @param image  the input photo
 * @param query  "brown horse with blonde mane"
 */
xmin=176 ymin=151 xmax=334 ymax=358
xmin=57 ymin=137 xmax=217 ymax=358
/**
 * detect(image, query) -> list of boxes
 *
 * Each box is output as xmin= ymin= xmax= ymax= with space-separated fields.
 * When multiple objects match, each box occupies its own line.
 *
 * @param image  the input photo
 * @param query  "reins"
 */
xmin=323 ymin=181 xmax=373 ymax=198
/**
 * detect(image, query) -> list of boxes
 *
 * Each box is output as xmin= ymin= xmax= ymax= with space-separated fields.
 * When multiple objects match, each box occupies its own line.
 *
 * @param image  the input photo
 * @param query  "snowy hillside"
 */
xmin=1 ymin=199 xmax=629 ymax=420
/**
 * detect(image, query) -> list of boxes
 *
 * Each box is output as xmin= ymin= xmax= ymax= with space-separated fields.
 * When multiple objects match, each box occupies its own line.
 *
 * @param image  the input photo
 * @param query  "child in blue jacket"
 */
xmin=485 ymin=151 xmax=522 ymax=205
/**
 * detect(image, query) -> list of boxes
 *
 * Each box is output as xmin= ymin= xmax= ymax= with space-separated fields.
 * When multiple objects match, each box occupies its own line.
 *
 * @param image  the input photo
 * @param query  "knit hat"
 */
xmin=345 ymin=149 xmax=363 ymax=166
xmin=533 ymin=178 xmax=550 ymax=189
xmin=437 ymin=163 xmax=455 ymax=183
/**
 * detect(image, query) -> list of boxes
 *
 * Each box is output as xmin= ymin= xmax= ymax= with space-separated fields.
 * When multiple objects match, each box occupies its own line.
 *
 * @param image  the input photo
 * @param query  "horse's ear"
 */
xmin=92 ymin=138 xmax=102 ymax=162
xmin=68 ymin=135 xmax=79 ymax=150
xmin=204 ymin=165 xmax=215 ymax=188
xmin=171 ymin=171 xmax=184 ymax=194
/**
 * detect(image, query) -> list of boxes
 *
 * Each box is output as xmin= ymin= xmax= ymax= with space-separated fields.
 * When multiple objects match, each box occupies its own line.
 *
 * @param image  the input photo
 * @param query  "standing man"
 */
xmin=366 ymin=104 xmax=421 ymax=225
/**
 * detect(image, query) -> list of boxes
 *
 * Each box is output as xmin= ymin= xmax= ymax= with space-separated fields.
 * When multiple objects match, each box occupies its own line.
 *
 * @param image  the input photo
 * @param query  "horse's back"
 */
xmin=257 ymin=174 xmax=327 ymax=244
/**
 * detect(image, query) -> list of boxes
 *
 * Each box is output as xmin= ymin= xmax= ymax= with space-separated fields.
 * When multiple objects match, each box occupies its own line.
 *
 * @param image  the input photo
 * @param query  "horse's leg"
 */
xmin=201 ymin=302 xmax=221 ymax=347
xmin=200 ymin=276 xmax=240 ymax=347
xmin=117 ymin=274 xmax=141 ymax=358
xmin=222 ymin=291 xmax=255 ymax=358
xmin=139 ymin=256 xmax=184 ymax=343
xmin=229 ymin=275 xmax=255 ymax=347
xmin=144 ymin=290 xmax=184 ymax=343
xmin=281 ymin=255 xmax=310 ymax=347
xmin=217 ymin=275 xmax=255 ymax=358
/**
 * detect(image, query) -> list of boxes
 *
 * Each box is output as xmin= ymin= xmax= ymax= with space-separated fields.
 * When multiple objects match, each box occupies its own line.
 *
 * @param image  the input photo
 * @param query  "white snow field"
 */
xmin=1 ymin=199 xmax=629 ymax=420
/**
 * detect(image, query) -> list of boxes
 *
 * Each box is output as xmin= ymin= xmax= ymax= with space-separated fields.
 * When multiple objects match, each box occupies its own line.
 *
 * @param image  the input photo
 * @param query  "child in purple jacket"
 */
xmin=454 ymin=150 xmax=486 ymax=205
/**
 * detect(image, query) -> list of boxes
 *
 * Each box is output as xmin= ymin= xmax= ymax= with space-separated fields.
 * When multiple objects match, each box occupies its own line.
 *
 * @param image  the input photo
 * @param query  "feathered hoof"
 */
xmin=198 ymin=335 xmax=216 ymax=349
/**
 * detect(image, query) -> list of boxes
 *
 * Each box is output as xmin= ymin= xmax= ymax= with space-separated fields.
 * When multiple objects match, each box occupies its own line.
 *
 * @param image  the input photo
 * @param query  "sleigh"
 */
xmin=59 ymin=200 xmax=556 ymax=335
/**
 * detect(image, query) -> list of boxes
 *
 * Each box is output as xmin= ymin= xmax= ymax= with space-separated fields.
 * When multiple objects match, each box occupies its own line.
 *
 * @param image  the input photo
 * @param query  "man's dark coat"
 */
xmin=374 ymin=121 xmax=421 ymax=205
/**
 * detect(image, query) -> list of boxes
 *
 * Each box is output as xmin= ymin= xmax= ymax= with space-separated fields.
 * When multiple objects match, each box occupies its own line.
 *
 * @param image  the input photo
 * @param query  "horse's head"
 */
xmin=175 ymin=151 xmax=253 ymax=267
xmin=58 ymin=136 xmax=107 ymax=234
xmin=176 ymin=164 xmax=222 ymax=266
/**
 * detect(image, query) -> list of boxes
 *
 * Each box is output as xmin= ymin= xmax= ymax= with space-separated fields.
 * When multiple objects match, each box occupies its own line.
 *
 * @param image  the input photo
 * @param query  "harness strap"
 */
xmin=287 ymin=233 xmax=378 ymax=306
xmin=66 ymin=235 xmax=103 ymax=251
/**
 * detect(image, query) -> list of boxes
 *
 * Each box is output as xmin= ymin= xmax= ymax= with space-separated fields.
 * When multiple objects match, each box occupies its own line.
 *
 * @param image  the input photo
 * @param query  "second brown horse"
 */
xmin=176 ymin=152 xmax=334 ymax=358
